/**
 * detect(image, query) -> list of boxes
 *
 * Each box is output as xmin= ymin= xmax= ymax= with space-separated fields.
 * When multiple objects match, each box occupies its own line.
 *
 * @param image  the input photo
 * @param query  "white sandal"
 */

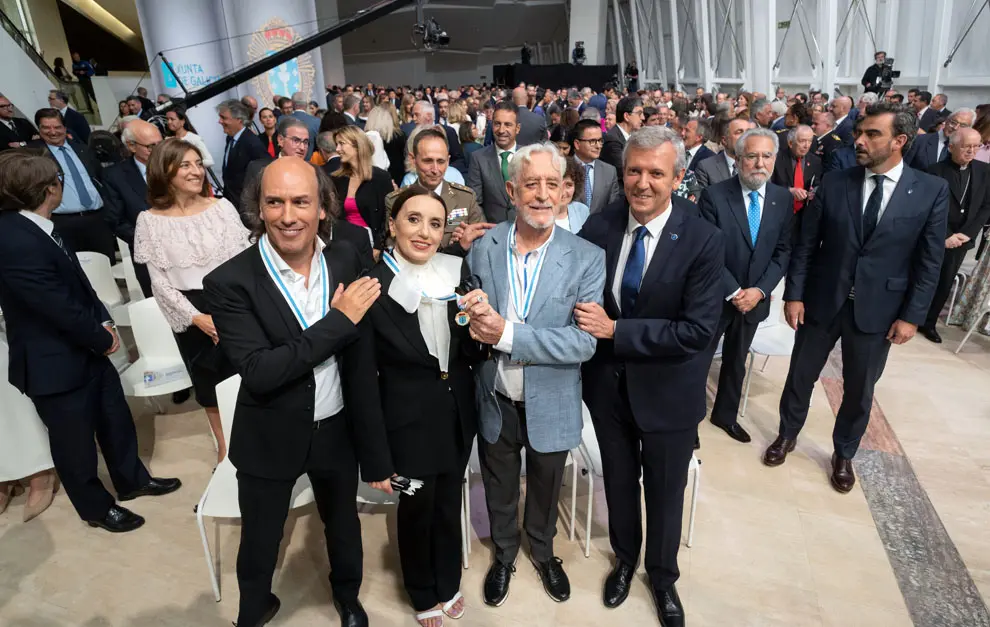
xmin=442 ymin=592 xmax=465 ymax=620
xmin=415 ymin=609 xmax=444 ymax=626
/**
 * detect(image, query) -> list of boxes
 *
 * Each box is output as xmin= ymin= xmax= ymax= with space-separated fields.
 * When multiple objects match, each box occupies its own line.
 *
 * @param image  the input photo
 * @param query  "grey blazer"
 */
xmin=694 ymin=152 xmax=733 ymax=190
xmin=516 ymin=105 xmax=548 ymax=146
xmin=466 ymin=144 xmax=515 ymax=223
xmin=467 ymin=222 xmax=606 ymax=453
xmin=576 ymin=158 xmax=623 ymax=215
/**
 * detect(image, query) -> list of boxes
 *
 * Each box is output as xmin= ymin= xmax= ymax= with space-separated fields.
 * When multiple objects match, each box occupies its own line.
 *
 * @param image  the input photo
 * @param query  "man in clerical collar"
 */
xmin=204 ymin=157 xmax=390 ymax=627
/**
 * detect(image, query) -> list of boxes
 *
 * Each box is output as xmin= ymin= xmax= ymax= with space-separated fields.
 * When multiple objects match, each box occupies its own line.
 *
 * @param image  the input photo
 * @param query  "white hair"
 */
xmin=121 ymin=126 xmax=137 ymax=145
xmin=623 ymin=126 xmax=687 ymax=173
xmin=786 ymin=124 xmax=814 ymax=145
xmin=507 ymin=142 xmax=567 ymax=185
xmin=770 ymin=100 xmax=787 ymax=116
xmin=858 ymin=92 xmax=879 ymax=106
xmin=413 ymin=100 xmax=435 ymax=123
xmin=735 ymin=128 xmax=780 ymax=159
xmin=949 ymin=126 xmax=980 ymax=146
xmin=951 ymin=107 xmax=977 ymax=126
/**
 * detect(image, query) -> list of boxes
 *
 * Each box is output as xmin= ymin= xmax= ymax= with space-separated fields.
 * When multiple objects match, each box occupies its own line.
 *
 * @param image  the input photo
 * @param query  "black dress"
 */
xmin=173 ymin=289 xmax=235 ymax=408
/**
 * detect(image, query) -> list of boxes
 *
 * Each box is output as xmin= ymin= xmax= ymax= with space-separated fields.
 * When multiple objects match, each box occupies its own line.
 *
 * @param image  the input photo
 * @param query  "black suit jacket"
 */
xmin=62 ymin=108 xmax=91 ymax=144
xmin=330 ymin=218 xmax=374 ymax=270
xmin=834 ymin=117 xmax=855 ymax=147
xmin=907 ymin=132 xmax=947 ymax=171
xmin=918 ymin=108 xmax=948 ymax=134
xmin=222 ymin=130 xmax=267 ymax=214
xmin=785 ymin=165 xmax=948 ymax=333
xmin=203 ymin=240 xmax=392 ymax=482
xmin=698 ymin=178 xmax=793 ymax=322
xmin=600 ymin=124 xmax=627 ymax=172
xmin=516 ymin=105 xmax=548 ymax=146
xmin=241 ymin=155 xmax=275 ymax=209
xmin=0 ymin=118 xmax=37 ymax=150
xmin=102 ymin=158 xmax=148 ymax=245
xmin=927 ymin=159 xmax=990 ymax=247
xmin=0 ymin=212 xmax=113 ymax=397
xmin=362 ymin=259 xmax=481 ymax=477
xmin=579 ymin=200 xmax=724 ymax=432
xmin=331 ymin=166 xmax=393 ymax=250
xmin=772 ymin=152 xmax=824 ymax=194
xmin=687 ymin=144 xmax=715 ymax=172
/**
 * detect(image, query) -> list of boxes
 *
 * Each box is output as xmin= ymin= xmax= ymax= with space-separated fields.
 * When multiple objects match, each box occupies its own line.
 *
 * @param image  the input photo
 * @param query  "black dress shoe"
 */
xmin=172 ymin=389 xmax=191 ymax=404
xmin=532 ymin=556 xmax=570 ymax=602
xmin=762 ymin=436 xmax=796 ymax=467
xmin=649 ymin=583 xmax=685 ymax=627
xmin=118 ymin=477 xmax=182 ymax=501
xmin=86 ymin=505 xmax=145 ymax=533
xmin=920 ymin=326 xmax=942 ymax=343
xmin=333 ymin=598 xmax=368 ymax=627
xmin=603 ymin=561 xmax=635 ymax=608
xmin=234 ymin=594 xmax=280 ymax=627
xmin=830 ymin=453 xmax=856 ymax=494
xmin=483 ymin=560 xmax=515 ymax=607
xmin=712 ymin=420 xmax=752 ymax=443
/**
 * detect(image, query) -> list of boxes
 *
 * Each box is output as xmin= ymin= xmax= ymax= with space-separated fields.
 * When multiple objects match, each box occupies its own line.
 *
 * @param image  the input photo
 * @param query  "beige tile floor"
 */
xmin=2 ymin=329 xmax=989 ymax=626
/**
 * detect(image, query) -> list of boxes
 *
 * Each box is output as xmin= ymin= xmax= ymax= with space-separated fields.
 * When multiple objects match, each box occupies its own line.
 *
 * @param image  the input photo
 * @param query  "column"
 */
xmin=697 ymin=0 xmax=715 ymax=91
xmin=926 ymin=0 xmax=953 ymax=94
xmin=817 ymin=0 xmax=839 ymax=94
xmin=569 ymin=0 xmax=609 ymax=65
xmin=136 ymin=0 xmax=235 ymax=171
xmin=746 ymin=0 xmax=776 ymax=95
xmin=315 ymin=0 xmax=346 ymax=87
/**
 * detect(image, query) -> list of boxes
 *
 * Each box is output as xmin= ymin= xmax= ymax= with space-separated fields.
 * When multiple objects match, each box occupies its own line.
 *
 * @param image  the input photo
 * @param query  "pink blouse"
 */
xmin=343 ymin=197 xmax=369 ymax=228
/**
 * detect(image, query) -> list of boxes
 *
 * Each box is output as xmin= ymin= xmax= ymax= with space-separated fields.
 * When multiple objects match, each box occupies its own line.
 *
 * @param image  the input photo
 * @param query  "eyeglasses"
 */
xmin=576 ymin=138 xmax=603 ymax=145
xmin=56 ymin=171 xmax=64 ymax=183
xmin=283 ymin=135 xmax=311 ymax=147
xmin=0 ymin=104 xmax=13 ymax=109
xmin=956 ymin=144 xmax=982 ymax=151
xmin=134 ymin=141 xmax=159 ymax=149
xmin=741 ymin=152 xmax=775 ymax=163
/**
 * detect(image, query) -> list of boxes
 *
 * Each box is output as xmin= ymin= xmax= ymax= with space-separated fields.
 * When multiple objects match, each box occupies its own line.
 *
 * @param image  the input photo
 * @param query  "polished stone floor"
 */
xmin=1 ymin=323 xmax=989 ymax=626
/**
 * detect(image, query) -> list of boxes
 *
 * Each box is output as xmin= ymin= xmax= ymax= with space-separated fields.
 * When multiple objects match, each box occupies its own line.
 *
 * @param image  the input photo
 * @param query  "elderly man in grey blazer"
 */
xmin=695 ymin=117 xmax=753 ymax=189
xmin=461 ymin=142 xmax=606 ymax=608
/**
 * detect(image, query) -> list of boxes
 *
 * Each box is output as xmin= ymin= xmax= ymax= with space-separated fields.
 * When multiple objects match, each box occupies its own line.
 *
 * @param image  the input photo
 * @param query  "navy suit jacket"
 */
xmin=0 ymin=211 xmax=113 ymax=397
xmin=222 ymin=130 xmax=267 ymax=214
xmin=62 ymin=107 xmax=91 ymax=144
xmin=102 ymin=158 xmax=148 ymax=245
xmin=687 ymin=144 xmax=715 ymax=172
xmin=833 ymin=116 xmax=855 ymax=147
xmin=825 ymin=147 xmax=857 ymax=173
xmin=698 ymin=178 xmax=792 ymax=322
xmin=906 ymin=132 xmax=947 ymax=171
xmin=578 ymin=200 xmax=725 ymax=431
xmin=785 ymin=165 xmax=948 ymax=334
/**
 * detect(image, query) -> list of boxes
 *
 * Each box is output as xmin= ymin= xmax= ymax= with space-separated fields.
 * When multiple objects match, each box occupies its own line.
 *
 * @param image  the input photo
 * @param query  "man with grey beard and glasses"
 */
xmin=699 ymin=128 xmax=794 ymax=443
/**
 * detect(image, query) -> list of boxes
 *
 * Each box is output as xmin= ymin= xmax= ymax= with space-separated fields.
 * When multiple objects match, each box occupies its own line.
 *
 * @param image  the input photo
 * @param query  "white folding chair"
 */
xmin=116 ymin=238 xmax=145 ymax=304
xmin=112 ymin=238 xmax=127 ymax=281
xmin=196 ymin=375 xmax=316 ymax=602
xmin=77 ymin=251 xmax=131 ymax=325
xmin=954 ymin=293 xmax=990 ymax=354
xmin=118 ymin=298 xmax=192 ymax=401
xmin=739 ymin=283 xmax=792 ymax=417
xmin=946 ymin=258 xmax=978 ymax=321
xmin=575 ymin=406 xmax=701 ymax=557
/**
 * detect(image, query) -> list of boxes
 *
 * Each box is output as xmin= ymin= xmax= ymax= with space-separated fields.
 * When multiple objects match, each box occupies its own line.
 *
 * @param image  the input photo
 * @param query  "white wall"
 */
xmin=0 ymin=19 xmax=56 ymax=116
xmin=343 ymin=49 xmax=521 ymax=87
xmin=26 ymin=0 xmax=70 ymax=68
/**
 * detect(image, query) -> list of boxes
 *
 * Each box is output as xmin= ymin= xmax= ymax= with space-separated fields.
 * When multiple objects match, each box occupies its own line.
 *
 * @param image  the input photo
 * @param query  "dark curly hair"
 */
xmin=863 ymin=101 xmax=919 ymax=153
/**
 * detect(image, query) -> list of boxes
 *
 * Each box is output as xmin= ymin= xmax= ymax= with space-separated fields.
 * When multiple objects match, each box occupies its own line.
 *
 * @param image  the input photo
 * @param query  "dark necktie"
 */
xmin=863 ymin=174 xmax=886 ymax=241
xmin=51 ymin=228 xmax=72 ymax=257
xmin=940 ymin=137 xmax=950 ymax=161
xmin=223 ymin=135 xmax=234 ymax=170
xmin=59 ymin=146 xmax=93 ymax=208
xmin=620 ymin=226 xmax=649 ymax=315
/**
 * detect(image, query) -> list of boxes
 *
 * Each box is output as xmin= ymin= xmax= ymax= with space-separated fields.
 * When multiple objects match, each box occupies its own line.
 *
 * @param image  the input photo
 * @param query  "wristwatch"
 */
xmin=102 ymin=320 xmax=117 ymax=330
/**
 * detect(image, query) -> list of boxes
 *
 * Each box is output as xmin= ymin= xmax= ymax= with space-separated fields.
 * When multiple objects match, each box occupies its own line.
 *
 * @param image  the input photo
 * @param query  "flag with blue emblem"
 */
xmin=267 ymin=52 xmax=301 ymax=96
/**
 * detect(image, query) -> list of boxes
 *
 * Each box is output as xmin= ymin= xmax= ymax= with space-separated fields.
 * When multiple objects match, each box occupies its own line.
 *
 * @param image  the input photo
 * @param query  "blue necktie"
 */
xmin=620 ymin=226 xmax=649 ymax=315
xmin=584 ymin=163 xmax=593 ymax=206
xmin=60 ymin=146 xmax=93 ymax=209
xmin=747 ymin=190 xmax=760 ymax=247
xmin=223 ymin=135 xmax=234 ymax=170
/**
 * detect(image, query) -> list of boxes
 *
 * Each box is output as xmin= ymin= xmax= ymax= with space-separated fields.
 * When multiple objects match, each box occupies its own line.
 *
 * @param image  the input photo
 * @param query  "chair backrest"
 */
xmin=76 ymin=251 xmax=123 ymax=306
xmin=758 ymin=278 xmax=787 ymax=329
xmin=117 ymin=238 xmax=131 ymax=260
xmin=128 ymin=298 xmax=183 ymax=365
xmin=215 ymin=374 xmax=240 ymax=440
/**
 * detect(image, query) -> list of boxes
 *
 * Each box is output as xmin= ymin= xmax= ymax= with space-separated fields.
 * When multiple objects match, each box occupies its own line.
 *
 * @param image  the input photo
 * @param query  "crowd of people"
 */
xmin=1 ymin=60 xmax=989 ymax=627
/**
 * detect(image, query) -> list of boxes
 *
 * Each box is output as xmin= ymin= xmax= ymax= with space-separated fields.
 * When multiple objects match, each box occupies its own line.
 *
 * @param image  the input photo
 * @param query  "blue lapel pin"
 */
xmin=670 ymin=233 xmax=679 ymax=241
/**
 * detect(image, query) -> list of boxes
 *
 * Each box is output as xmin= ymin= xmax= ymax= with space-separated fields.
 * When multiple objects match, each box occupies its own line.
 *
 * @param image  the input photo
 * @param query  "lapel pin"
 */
xmin=907 ymin=189 xmax=913 ymax=195
xmin=670 ymin=233 xmax=679 ymax=241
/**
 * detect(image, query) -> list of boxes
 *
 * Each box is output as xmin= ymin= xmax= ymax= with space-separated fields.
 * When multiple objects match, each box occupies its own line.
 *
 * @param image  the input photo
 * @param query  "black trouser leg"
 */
xmin=432 ymin=469 xmax=465 ymax=604
xmin=778 ymin=308 xmax=843 ymax=439
xmin=30 ymin=370 xmax=116 ymax=521
xmin=307 ymin=417 xmax=362 ymax=604
xmin=91 ymin=358 xmax=151 ymax=495
xmin=521 ymin=436 xmax=568 ymax=563
xmin=641 ymin=426 xmax=696 ymax=592
xmin=924 ymin=247 xmax=967 ymax=329
xmin=833 ymin=307 xmax=891 ymax=459
xmin=235 ymin=471 xmax=293 ymax=626
xmin=479 ymin=396 xmax=524 ymax=565
xmin=711 ymin=308 xmax=759 ymax=427
xmin=590 ymin=384 xmax=644 ymax=568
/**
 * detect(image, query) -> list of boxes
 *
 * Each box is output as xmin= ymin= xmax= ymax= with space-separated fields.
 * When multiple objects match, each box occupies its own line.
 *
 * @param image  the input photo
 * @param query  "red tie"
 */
xmin=793 ymin=158 xmax=804 ymax=213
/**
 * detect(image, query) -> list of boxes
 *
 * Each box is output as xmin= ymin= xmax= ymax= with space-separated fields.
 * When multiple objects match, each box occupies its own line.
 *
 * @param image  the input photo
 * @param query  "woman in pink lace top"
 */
xmin=133 ymin=139 xmax=251 ymax=463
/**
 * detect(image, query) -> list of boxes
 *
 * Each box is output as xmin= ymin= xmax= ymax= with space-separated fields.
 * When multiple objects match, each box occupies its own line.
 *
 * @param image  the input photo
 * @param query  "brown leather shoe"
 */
xmin=830 ymin=454 xmax=855 ymax=493
xmin=762 ymin=436 xmax=796 ymax=467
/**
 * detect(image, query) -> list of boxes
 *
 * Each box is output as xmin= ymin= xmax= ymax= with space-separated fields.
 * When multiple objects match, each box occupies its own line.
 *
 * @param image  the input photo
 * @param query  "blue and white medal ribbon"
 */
xmin=383 ymin=250 xmax=462 ymax=322
xmin=258 ymin=234 xmax=328 ymax=330
xmin=506 ymin=224 xmax=549 ymax=323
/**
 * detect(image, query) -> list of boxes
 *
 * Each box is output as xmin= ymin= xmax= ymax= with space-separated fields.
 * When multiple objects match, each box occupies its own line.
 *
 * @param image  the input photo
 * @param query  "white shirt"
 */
xmin=685 ymin=144 xmax=701 ymax=165
xmin=388 ymin=250 xmax=458 ymax=373
xmin=937 ymin=130 xmax=950 ymax=160
xmin=728 ymin=183 xmax=767 ymax=300
xmin=834 ymin=114 xmax=848 ymax=128
xmin=860 ymin=159 xmax=903 ymax=222
xmin=493 ymin=226 xmax=556 ymax=401
xmin=723 ymin=151 xmax=737 ymax=175
xmin=259 ymin=235 xmax=344 ymax=421
xmin=617 ymin=124 xmax=631 ymax=141
xmin=497 ymin=143 xmax=518 ymax=166
xmin=917 ymin=106 xmax=929 ymax=120
xmin=611 ymin=205 xmax=671 ymax=311
xmin=18 ymin=210 xmax=56 ymax=241
xmin=1 ymin=119 xmax=16 ymax=133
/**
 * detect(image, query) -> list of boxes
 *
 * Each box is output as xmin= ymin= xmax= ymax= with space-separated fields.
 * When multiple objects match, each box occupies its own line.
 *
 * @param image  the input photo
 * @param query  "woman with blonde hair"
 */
xmin=378 ymin=102 xmax=408 ymax=185
xmin=446 ymin=101 xmax=468 ymax=139
xmin=363 ymin=105 xmax=395 ymax=171
xmin=133 ymin=138 xmax=250 ymax=464
xmin=331 ymin=125 xmax=393 ymax=255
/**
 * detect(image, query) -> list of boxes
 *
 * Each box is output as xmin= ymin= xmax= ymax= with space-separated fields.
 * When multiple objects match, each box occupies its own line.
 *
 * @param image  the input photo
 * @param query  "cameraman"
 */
xmin=572 ymin=41 xmax=586 ymax=65
xmin=861 ymin=51 xmax=889 ymax=95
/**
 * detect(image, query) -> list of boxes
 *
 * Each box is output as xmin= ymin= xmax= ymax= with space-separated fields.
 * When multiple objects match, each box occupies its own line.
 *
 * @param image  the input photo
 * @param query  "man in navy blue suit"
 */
xmin=765 ymin=103 xmax=947 ymax=493
xmin=699 ymin=129 xmax=793 ymax=443
xmin=577 ymin=126 xmax=723 ymax=627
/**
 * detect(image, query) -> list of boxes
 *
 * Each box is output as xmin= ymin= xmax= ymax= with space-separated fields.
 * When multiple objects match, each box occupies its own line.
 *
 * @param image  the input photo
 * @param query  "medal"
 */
xmin=455 ymin=311 xmax=470 ymax=326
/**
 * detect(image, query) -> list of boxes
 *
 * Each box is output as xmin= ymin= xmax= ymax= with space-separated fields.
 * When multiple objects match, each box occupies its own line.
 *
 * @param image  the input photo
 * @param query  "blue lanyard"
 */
xmin=382 ymin=250 xmax=458 ymax=302
xmin=506 ymin=224 xmax=549 ymax=322
xmin=259 ymin=235 xmax=327 ymax=330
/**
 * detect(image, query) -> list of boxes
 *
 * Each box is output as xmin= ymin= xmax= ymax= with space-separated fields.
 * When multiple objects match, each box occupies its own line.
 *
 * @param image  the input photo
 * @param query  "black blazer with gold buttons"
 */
xmin=362 ymin=258 xmax=483 ymax=477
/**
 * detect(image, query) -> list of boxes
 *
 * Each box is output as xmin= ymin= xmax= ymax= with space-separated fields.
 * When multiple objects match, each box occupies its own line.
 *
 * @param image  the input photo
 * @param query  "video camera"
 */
xmin=879 ymin=58 xmax=900 ymax=90
xmin=572 ymin=41 xmax=586 ymax=66
xmin=412 ymin=17 xmax=450 ymax=52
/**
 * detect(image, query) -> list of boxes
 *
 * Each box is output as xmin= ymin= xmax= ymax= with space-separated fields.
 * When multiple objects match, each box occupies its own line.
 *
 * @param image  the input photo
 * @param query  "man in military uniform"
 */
xmin=810 ymin=111 xmax=843 ymax=164
xmin=385 ymin=126 xmax=486 ymax=248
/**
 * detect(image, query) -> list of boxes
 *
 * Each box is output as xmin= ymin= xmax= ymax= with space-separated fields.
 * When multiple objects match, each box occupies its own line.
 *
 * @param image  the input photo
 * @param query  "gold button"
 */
xmin=440 ymin=372 xmax=449 ymax=380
